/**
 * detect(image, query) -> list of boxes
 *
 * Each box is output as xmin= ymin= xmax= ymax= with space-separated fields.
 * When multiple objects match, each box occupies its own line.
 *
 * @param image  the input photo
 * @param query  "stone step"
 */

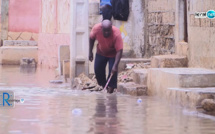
xmin=117 ymin=82 xmax=147 ymax=96
xmin=167 ymin=87 xmax=215 ymax=109
xmin=151 ymin=55 xmax=188 ymax=68
xmin=0 ymin=46 xmax=38 ymax=65
xmin=4 ymin=40 xmax=37 ymax=46
xmin=147 ymin=68 xmax=215 ymax=96
xmin=118 ymin=58 xmax=151 ymax=72
xmin=176 ymin=42 xmax=188 ymax=56
xmin=132 ymin=69 xmax=148 ymax=85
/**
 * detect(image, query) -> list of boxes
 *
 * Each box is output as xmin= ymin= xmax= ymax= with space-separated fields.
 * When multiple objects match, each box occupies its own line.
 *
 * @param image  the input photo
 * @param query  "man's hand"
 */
xmin=89 ymin=52 xmax=94 ymax=62
xmin=111 ymin=65 xmax=118 ymax=75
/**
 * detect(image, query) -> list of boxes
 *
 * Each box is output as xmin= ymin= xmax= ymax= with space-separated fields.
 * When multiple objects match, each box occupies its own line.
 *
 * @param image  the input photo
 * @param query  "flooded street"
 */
xmin=0 ymin=66 xmax=215 ymax=134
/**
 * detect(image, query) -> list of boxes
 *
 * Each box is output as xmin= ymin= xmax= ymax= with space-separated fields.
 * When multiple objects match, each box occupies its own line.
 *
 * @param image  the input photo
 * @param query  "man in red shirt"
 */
xmin=89 ymin=20 xmax=123 ymax=93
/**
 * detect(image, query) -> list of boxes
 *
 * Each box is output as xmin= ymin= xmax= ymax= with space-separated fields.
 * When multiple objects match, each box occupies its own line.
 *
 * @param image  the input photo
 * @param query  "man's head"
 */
xmin=102 ymin=20 xmax=112 ymax=38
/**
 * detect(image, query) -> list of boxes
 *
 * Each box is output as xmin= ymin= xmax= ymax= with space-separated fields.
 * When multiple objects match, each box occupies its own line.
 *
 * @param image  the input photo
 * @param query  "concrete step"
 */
xmin=151 ymin=55 xmax=188 ymax=68
xmin=176 ymin=42 xmax=188 ymax=56
xmin=119 ymin=58 xmax=151 ymax=72
xmin=132 ymin=69 xmax=148 ymax=85
xmin=0 ymin=46 xmax=38 ymax=65
xmin=167 ymin=87 xmax=215 ymax=109
xmin=4 ymin=40 xmax=37 ymax=46
xmin=147 ymin=68 xmax=215 ymax=96
xmin=117 ymin=82 xmax=147 ymax=96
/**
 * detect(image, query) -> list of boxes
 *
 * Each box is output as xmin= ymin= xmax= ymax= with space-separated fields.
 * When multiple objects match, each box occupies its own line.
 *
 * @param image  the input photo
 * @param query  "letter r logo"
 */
xmin=3 ymin=93 xmax=11 ymax=106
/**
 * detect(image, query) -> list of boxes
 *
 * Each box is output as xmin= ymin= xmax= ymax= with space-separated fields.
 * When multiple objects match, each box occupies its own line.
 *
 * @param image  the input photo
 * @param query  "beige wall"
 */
xmin=187 ymin=0 xmax=215 ymax=69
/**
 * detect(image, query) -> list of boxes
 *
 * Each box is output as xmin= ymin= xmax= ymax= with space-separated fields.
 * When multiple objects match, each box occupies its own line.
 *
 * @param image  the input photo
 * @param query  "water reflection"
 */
xmin=0 ymin=66 xmax=215 ymax=134
xmin=20 ymin=66 xmax=36 ymax=74
xmin=92 ymin=95 xmax=120 ymax=134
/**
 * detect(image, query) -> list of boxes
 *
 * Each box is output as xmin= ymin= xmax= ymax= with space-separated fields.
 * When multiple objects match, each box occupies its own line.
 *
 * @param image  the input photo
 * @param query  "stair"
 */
xmin=151 ymin=55 xmax=188 ymax=68
xmin=117 ymin=69 xmax=148 ymax=96
xmin=147 ymin=68 xmax=215 ymax=109
xmin=167 ymin=87 xmax=215 ymax=109
xmin=118 ymin=82 xmax=147 ymax=96
xmin=132 ymin=69 xmax=148 ymax=85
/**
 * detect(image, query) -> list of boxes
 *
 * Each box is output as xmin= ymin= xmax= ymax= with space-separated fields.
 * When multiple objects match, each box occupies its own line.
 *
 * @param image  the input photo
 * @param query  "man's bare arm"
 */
xmin=89 ymin=38 xmax=95 ymax=62
xmin=111 ymin=49 xmax=123 ymax=74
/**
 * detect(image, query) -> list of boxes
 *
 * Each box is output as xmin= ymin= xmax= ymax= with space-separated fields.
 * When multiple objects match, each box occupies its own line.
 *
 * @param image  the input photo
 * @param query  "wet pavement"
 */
xmin=1 ymin=66 xmax=215 ymax=134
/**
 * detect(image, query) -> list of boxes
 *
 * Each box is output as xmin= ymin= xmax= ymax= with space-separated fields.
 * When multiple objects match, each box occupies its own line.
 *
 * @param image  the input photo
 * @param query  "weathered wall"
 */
xmin=187 ymin=0 xmax=215 ymax=69
xmin=89 ymin=0 xmax=145 ymax=58
xmin=113 ymin=0 xmax=145 ymax=58
xmin=38 ymin=0 xmax=70 ymax=68
xmin=8 ymin=0 xmax=41 ymax=41
xmin=145 ymin=0 xmax=176 ymax=57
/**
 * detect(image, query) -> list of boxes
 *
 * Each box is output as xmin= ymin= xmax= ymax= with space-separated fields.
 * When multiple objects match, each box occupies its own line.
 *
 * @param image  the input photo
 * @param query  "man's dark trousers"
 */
xmin=94 ymin=53 xmax=117 ymax=89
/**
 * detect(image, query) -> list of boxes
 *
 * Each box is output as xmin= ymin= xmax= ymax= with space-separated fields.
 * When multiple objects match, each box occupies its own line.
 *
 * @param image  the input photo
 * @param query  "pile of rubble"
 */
xmin=201 ymin=99 xmax=215 ymax=115
xmin=118 ymin=62 xmax=150 ymax=83
xmin=72 ymin=73 xmax=103 ymax=91
xmin=72 ymin=62 xmax=150 ymax=91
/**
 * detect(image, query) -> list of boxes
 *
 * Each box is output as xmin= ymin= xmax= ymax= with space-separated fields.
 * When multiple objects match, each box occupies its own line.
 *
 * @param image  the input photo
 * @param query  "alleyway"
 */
xmin=0 ymin=66 xmax=215 ymax=134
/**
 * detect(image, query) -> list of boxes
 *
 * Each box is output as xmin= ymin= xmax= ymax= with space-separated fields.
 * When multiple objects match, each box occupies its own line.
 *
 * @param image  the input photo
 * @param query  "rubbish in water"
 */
xmin=137 ymin=98 xmax=142 ymax=103
xmin=72 ymin=108 xmax=82 ymax=116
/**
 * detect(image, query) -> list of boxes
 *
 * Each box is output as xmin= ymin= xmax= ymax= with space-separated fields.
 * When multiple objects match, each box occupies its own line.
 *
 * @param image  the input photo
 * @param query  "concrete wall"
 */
xmin=145 ymin=0 xmax=176 ymax=57
xmin=38 ymin=0 xmax=70 ymax=68
xmin=8 ymin=0 xmax=41 ymax=41
xmin=187 ymin=0 xmax=215 ymax=69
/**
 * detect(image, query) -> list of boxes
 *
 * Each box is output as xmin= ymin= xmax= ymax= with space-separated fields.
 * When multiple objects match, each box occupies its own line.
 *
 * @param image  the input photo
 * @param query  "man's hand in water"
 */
xmin=89 ymin=52 xmax=94 ymax=62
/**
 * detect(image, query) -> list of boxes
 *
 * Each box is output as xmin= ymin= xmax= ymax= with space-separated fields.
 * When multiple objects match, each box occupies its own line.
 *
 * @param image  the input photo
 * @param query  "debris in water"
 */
xmin=72 ymin=108 xmax=82 ymax=116
xmin=49 ymin=80 xmax=63 ymax=84
xmin=137 ymin=98 xmax=142 ymax=103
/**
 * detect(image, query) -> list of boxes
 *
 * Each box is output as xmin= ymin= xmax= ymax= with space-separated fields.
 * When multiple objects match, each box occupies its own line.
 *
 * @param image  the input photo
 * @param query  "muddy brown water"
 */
xmin=0 ymin=66 xmax=215 ymax=134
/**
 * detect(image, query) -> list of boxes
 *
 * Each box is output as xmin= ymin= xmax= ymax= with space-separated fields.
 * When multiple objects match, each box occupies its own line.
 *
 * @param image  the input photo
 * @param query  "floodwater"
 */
xmin=0 ymin=66 xmax=215 ymax=134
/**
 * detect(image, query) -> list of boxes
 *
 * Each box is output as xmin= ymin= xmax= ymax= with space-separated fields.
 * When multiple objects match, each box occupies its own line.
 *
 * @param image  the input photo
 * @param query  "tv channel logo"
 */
xmin=195 ymin=10 xmax=215 ymax=19
xmin=0 ymin=91 xmax=15 ymax=108
xmin=207 ymin=10 xmax=215 ymax=19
